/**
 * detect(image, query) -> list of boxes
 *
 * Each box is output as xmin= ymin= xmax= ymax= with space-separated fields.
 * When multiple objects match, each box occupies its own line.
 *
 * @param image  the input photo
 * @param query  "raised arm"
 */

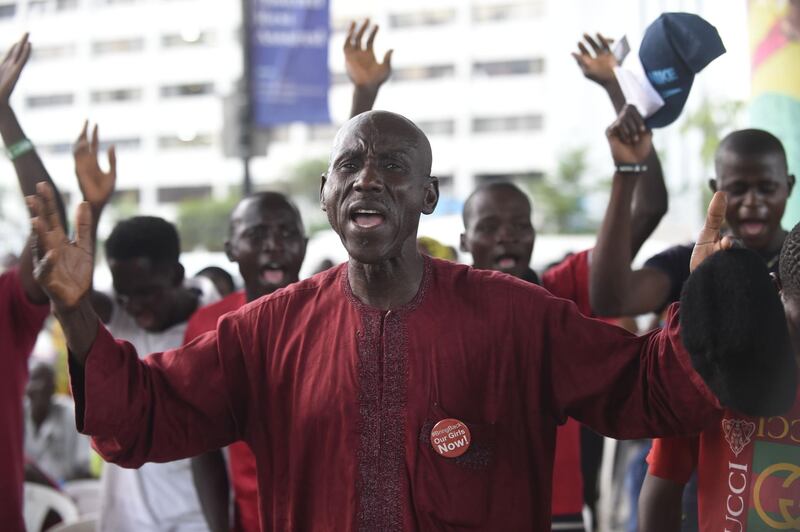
xmin=72 ymin=121 xmax=117 ymax=322
xmin=0 ymin=34 xmax=66 ymax=303
xmin=345 ymin=19 xmax=393 ymax=118
xmin=573 ymin=33 xmax=668 ymax=260
xmin=589 ymin=105 xmax=672 ymax=316
xmin=29 ymin=183 xmax=247 ymax=465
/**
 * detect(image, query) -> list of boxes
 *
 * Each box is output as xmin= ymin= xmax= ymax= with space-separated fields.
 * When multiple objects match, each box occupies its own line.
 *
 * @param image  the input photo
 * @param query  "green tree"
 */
xmin=176 ymin=195 xmax=239 ymax=252
xmin=530 ymin=147 xmax=598 ymax=233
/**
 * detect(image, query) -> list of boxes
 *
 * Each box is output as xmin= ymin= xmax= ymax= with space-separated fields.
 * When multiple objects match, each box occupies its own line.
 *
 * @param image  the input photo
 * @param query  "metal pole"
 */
xmin=240 ymin=0 xmax=253 ymax=196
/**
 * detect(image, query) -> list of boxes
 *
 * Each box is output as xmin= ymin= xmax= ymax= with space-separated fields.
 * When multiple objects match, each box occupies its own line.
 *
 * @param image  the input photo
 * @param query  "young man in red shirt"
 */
xmin=639 ymin=222 xmax=800 ymax=532
xmin=187 ymin=192 xmax=307 ymax=532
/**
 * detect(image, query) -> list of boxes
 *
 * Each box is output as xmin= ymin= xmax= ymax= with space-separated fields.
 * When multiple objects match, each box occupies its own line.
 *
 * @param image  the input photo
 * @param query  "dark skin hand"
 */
xmin=345 ymin=19 xmax=393 ymax=118
xmin=572 ymin=32 xmax=668 ymax=265
xmin=321 ymin=111 xmax=438 ymax=310
xmin=591 ymin=108 xmax=733 ymax=315
xmin=28 ymin=182 xmax=98 ymax=361
xmin=0 ymin=33 xmax=66 ymax=304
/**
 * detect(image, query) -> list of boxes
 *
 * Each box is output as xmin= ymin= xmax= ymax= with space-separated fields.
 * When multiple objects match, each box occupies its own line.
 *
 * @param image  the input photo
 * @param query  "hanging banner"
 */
xmin=249 ymin=0 xmax=330 ymax=126
xmin=748 ymin=0 xmax=800 ymax=225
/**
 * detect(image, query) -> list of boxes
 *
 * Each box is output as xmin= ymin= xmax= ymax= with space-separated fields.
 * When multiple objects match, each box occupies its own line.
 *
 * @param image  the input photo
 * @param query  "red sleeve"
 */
xmin=541 ymin=250 xmax=593 ymax=317
xmin=646 ymin=436 xmax=699 ymax=484
xmin=543 ymin=300 xmax=722 ymax=438
xmin=1 ymin=268 xmax=50 ymax=343
xmin=69 ymin=311 xmax=251 ymax=468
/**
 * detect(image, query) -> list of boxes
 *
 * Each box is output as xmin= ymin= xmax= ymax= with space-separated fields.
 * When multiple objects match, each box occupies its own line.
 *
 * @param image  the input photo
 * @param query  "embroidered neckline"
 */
xmin=340 ymin=255 xmax=433 ymax=315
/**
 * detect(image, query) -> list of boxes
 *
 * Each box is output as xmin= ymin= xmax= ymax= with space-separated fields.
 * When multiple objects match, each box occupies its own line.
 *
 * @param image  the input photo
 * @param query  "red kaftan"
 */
xmin=71 ymin=258 xmax=720 ymax=531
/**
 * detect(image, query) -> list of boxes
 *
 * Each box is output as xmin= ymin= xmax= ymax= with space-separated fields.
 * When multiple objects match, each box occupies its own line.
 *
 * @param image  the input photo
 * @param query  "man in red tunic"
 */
xmin=29 ymin=110 xmax=794 ymax=531
xmin=187 ymin=192 xmax=307 ymax=532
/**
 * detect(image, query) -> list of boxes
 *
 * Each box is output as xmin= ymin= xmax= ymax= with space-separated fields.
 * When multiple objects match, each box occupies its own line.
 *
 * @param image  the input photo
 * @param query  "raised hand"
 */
xmin=572 ymin=32 xmax=617 ymax=87
xmin=29 ymin=182 xmax=94 ymax=311
xmin=690 ymin=192 xmax=735 ymax=272
xmin=0 ymin=33 xmax=31 ymax=106
xmin=606 ymin=104 xmax=653 ymax=164
xmin=73 ymin=120 xmax=116 ymax=211
xmin=344 ymin=19 xmax=393 ymax=89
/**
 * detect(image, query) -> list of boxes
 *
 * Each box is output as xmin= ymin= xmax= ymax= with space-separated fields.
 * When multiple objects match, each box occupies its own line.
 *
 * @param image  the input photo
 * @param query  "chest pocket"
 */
xmin=413 ymin=403 xmax=496 ymax=528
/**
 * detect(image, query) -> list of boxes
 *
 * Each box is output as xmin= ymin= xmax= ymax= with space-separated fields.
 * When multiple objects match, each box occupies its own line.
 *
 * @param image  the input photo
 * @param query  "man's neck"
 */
xmin=347 ymin=252 xmax=425 ymax=311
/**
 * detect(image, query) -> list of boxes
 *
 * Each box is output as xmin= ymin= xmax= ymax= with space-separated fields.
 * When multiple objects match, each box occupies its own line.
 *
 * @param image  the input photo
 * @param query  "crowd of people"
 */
xmin=1 ymin=12 xmax=798 ymax=532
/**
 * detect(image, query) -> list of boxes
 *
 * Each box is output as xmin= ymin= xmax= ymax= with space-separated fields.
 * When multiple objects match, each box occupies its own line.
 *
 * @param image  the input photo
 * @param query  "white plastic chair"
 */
xmin=47 ymin=516 xmax=97 ymax=532
xmin=62 ymin=479 xmax=101 ymax=517
xmin=23 ymin=482 xmax=79 ymax=532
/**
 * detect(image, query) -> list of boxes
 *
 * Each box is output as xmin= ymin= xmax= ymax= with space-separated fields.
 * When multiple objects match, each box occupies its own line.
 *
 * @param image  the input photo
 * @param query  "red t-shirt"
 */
xmin=0 ymin=269 xmax=50 ymax=532
xmin=184 ymin=291 xmax=258 ymax=532
xmin=647 ymin=375 xmax=800 ymax=531
xmin=541 ymin=250 xmax=593 ymax=517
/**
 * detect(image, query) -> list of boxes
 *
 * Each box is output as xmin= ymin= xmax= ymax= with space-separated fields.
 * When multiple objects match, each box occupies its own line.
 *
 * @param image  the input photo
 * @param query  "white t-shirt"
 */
xmin=99 ymin=280 xmax=218 ymax=532
xmin=24 ymin=394 xmax=90 ymax=483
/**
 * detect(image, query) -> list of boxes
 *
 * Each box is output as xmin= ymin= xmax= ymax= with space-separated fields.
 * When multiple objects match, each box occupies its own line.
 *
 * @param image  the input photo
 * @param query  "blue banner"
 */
xmin=249 ymin=0 xmax=330 ymax=127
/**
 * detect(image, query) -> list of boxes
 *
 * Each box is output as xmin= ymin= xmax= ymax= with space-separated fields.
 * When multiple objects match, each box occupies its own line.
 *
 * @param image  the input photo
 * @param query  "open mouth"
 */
xmin=260 ymin=264 xmax=286 ymax=285
xmin=350 ymin=208 xmax=386 ymax=229
xmin=739 ymin=220 xmax=768 ymax=238
xmin=494 ymin=254 xmax=519 ymax=270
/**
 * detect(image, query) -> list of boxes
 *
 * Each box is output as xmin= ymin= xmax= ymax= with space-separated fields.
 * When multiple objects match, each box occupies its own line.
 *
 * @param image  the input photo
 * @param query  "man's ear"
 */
xmin=459 ymin=233 xmax=468 ymax=253
xmin=173 ymin=263 xmax=185 ymax=286
xmin=320 ymin=174 xmax=327 ymax=211
xmin=708 ymin=178 xmax=718 ymax=192
xmin=422 ymin=176 xmax=439 ymax=215
xmin=788 ymin=174 xmax=796 ymax=196
xmin=772 ymin=272 xmax=783 ymax=294
xmin=224 ymin=239 xmax=235 ymax=262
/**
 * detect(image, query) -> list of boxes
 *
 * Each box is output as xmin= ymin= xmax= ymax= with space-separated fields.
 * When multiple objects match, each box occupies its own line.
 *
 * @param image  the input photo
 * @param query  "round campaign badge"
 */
xmin=430 ymin=418 xmax=471 ymax=458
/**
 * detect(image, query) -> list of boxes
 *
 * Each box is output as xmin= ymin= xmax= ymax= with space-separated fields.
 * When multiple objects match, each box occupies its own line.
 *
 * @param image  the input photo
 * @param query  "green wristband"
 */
xmin=6 ymin=138 xmax=33 ymax=160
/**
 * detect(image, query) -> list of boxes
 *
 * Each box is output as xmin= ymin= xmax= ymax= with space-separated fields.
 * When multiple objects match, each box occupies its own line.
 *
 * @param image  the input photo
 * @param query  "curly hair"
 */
xmin=780 ymin=222 xmax=800 ymax=298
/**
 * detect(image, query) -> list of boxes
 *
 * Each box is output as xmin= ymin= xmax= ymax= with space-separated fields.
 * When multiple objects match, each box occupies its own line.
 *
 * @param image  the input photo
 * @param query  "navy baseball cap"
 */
xmin=639 ymin=13 xmax=726 ymax=128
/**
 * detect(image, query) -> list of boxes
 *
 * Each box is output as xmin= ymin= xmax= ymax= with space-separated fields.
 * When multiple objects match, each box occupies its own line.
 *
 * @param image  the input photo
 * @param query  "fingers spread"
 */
xmin=584 ymin=33 xmax=601 ymax=53
xmin=355 ymin=18 xmax=369 ymax=48
xmin=344 ymin=20 xmax=355 ymax=49
xmin=577 ymin=42 xmax=590 ymax=57
xmin=107 ymin=144 xmax=117 ymax=174
xmin=382 ymin=48 xmax=393 ymax=68
xmin=36 ymin=181 xmax=63 ymax=237
xmin=366 ymin=24 xmax=378 ymax=50
xmin=91 ymin=123 xmax=99 ymax=153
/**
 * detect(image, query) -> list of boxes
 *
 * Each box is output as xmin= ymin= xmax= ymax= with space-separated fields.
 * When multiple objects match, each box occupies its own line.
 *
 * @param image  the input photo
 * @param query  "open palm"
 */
xmin=344 ymin=19 xmax=393 ymax=88
xmin=74 ymin=121 xmax=116 ymax=210
xmin=572 ymin=33 xmax=617 ymax=86
xmin=30 ymin=182 xmax=94 ymax=309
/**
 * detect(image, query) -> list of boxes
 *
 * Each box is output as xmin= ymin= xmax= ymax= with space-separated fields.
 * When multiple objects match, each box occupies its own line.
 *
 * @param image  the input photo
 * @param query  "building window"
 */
xmin=476 ymin=171 xmax=544 ymax=184
xmin=161 ymin=30 xmax=214 ymax=48
xmin=31 ymin=43 xmax=76 ymax=61
xmin=472 ymin=115 xmax=543 ymax=133
xmin=101 ymin=137 xmax=141 ymax=150
xmin=39 ymin=141 xmax=73 ymax=154
xmin=26 ymin=93 xmax=74 ymax=108
xmin=158 ymin=133 xmax=213 ymax=149
xmin=473 ymin=58 xmax=544 ymax=77
xmin=160 ymin=82 xmax=214 ymax=98
xmin=393 ymin=64 xmax=455 ymax=82
xmin=91 ymin=88 xmax=142 ymax=103
xmin=0 ymin=3 xmax=16 ymax=18
xmin=417 ymin=119 xmax=455 ymax=136
xmin=92 ymin=37 xmax=144 ymax=56
xmin=389 ymin=9 xmax=456 ymax=28
xmin=28 ymin=0 xmax=78 ymax=14
xmin=473 ymin=1 xmax=545 ymax=22
xmin=308 ymin=124 xmax=338 ymax=142
xmin=112 ymin=188 xmax=140 ymax=205
xmin=157 ymin=185 xmax=212 ymax=203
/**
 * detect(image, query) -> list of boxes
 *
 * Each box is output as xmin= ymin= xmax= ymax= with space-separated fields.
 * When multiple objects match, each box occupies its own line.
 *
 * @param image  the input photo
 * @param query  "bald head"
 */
xmin=332 ymin=111 xmax=433 ymax=177
xmin=463 ymin=181 xmax=531 ymax=228
xmin=229 ymin=192 xmax=304 ymax=236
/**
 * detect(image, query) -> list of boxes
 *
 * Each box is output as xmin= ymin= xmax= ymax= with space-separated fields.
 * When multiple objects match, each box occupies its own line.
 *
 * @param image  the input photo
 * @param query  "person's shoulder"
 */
xmin=243 ymin=263 xmax=346 ymax=313
xmin=430 ymin=258 xmax=550 ymax=300
xmin=645 ymin=242 xmax=694 ymax=265
xmin=193 ymin=291 xmax=247 ymax=321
